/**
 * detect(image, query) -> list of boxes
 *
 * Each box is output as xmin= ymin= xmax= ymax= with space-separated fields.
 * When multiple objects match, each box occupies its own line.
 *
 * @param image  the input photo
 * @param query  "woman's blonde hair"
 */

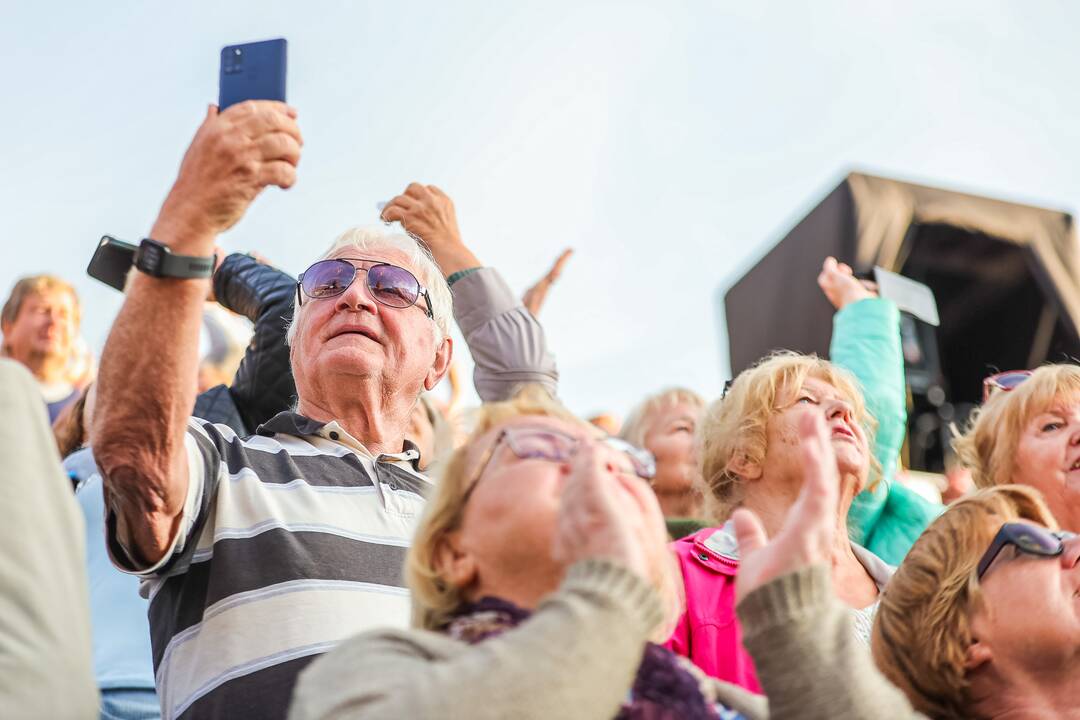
xmin=405 ymin=384 xmax=682 ymax=636
xmin=871 ymin=485 xmax=1057 ymax=719
xmin=953 ymin=364 xmax=1080 ymax=489
xmin=619 ymin=387 xmax=705 ymax=450
xmin=698 ymin=351 xmax=877 ymax=523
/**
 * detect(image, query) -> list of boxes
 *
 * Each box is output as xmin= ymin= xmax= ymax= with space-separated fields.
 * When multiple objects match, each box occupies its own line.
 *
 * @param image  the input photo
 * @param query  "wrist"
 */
xmin=430 ymin=243 xmax=482 ymax=278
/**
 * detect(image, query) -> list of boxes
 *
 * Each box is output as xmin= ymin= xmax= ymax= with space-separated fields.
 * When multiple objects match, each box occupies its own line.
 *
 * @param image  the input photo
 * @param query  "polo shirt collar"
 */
xmin=256 ymin=410 xmax=423 ymax=470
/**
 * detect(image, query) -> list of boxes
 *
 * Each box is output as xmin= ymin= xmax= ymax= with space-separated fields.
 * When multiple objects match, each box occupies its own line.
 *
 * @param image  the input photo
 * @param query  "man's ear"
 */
xmin=424 ymin=336 xmax=453 ymax=391
xmin=434 ymin=529 xmax=477 ymax=591
xmin=727 ymin=452 xmax=763 ymax=482
xmin=964 ymin=638 xmax=993 ymax=672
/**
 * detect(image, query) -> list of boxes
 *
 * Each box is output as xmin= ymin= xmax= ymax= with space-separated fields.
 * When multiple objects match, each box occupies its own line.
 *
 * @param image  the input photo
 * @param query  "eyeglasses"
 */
xmin=976 ymin=521 xmax=1075 ymax=579
xmin=460 ymin=425 xmax=657 ymax=507
xmin=982 ymin=370 xmax=1032 ymax=402
xmin=296 ymin=257 xmax=433 ymax=319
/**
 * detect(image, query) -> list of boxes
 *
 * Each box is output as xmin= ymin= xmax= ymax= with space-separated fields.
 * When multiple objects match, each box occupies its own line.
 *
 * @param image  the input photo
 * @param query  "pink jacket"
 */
xmin=664 ymin=524 xmax=763 ymax=693
xmin=665 ymin=523 xmax=895 ymax=694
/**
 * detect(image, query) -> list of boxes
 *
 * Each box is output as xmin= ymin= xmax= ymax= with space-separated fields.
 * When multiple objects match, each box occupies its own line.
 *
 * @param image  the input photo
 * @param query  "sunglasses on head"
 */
xmin=296 ymin=257 xmax=433 ymax=319
xmin=982 ymin=370 xmax=1032 ymax=402
xmin=976 ymin=521 xmax=1075 ymax=579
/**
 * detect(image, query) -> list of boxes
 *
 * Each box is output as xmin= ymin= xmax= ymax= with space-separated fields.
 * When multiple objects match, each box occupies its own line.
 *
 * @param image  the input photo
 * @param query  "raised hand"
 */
xmin=552 ymin=441 xmax=668 ymax=582
xmin=381 ymin=183 xmax=480 ymax=277
xmin=817 ymin=256 xmax=877 ymax=311
xmin=153 ymin=101 xmax=303 ymax=254
xmin=522 ymin=249 xmax=573 ymax=317
xmin=732 ymin=413 xmax=840 ymax=605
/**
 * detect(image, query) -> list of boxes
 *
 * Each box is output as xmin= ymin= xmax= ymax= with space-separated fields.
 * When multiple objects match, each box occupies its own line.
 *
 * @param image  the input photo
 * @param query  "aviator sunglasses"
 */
xmin=296 ymin=257 xmax=434 ymax=318
xmin=976 ymin=521 xmax=1075 ymax=579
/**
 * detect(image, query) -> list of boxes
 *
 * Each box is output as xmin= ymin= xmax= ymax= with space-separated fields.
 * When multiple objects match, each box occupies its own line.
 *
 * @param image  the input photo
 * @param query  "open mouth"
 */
xmin=832 ymin=426 xmax=856 ymax=441
xmin=330 ymin=326 xmax=380 ymax=343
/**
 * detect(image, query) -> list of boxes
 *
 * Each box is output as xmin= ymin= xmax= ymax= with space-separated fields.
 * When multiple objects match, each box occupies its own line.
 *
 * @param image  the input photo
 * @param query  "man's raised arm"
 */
xmin=92 ymin=101 xmax=302 ymax=566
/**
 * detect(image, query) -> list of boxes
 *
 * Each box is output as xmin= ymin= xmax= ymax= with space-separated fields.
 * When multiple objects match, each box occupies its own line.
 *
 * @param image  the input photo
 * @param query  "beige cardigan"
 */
xmin=288 ymin=559 xmax=926 ymax=720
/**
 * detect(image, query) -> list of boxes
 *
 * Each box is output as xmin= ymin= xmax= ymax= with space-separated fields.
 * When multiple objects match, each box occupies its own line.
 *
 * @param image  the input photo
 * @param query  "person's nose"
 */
xmin=825 ymin=397 xmax=854 ymax=424
xmin=1060 ymin=535 xmax=1080 ymax=570
xmin=335 ymin=270 xmax=378 ymax=314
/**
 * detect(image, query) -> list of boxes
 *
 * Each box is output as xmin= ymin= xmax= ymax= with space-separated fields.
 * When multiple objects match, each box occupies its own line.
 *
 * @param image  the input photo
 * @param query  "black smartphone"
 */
xmin=219 ymin=38 xmax=288 ymax=111
xmin=87 ymin=235 xmax=137 ymax=291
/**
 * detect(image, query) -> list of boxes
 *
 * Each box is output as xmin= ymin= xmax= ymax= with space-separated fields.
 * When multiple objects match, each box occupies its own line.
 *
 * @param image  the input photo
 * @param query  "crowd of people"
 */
xmin=4 ymin=98 xmax=1080 ymax=720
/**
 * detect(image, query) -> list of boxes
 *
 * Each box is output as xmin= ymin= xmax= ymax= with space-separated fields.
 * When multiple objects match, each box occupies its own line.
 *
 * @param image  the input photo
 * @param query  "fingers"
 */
xmin=255 ymin=132 xmax=302 ymax=167
xmin=227 ymin=100 xmax=303 ymax=145
xmin=794 ymin=412 xmax=839 ymax=520
xmin=547 ymin=248 xmax=574 ymax=281
xmin=404 ymin=182 xmax=431 ymax=200
xmin=258 ymin=161 xmax=298 ymax=189
xmin=732 ymin=508 xmax=769 ymax=557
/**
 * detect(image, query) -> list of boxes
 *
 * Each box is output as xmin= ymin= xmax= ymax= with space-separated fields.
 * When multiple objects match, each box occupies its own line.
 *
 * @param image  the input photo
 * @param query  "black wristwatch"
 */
xmin=134 ymin=238 xmax=215 ymax=279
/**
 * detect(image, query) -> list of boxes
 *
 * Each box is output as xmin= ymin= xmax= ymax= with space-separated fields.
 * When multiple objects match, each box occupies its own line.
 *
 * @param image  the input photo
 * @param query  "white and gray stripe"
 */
xmin=109 ymin=412 xmax=429 ymax=720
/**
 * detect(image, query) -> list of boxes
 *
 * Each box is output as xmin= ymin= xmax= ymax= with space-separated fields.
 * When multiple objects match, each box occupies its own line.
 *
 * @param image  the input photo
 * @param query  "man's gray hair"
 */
xmin=285 ymin=226 xmax=453 ymax=346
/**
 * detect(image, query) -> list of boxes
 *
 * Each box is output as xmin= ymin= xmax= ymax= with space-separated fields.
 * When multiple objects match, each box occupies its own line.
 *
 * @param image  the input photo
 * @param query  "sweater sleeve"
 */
xmin=288 ymin=559 xmax=661 ymax=720
xmin=736 ymin=566 xmax=928 ymax=720
xmin=451 ymin=267 xmax=559 ymax=402
xmin=829 ymin=298 xmax=905 ymax=546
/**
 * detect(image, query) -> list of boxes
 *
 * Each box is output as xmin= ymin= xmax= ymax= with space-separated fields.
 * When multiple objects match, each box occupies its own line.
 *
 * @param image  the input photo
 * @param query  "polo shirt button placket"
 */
xmin=328 ymin=431 xmax=340 ymax=441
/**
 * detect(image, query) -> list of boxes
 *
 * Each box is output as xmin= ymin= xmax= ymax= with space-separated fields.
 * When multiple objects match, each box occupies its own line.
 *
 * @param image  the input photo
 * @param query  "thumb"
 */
xmin=732 ymin=507 xmax=769 ymax=557
xmin=206 ymin=104 xmax=219 ymax=120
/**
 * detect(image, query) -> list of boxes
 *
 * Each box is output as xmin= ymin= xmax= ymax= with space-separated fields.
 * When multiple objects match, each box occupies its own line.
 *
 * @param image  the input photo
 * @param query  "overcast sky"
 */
xmin=3 ymin=1 xmax=1079 ymax=419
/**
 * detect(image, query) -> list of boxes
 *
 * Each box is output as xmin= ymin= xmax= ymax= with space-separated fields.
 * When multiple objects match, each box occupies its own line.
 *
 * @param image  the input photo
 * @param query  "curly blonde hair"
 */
xmin=698 ymin=352 xmax=877 ymax=523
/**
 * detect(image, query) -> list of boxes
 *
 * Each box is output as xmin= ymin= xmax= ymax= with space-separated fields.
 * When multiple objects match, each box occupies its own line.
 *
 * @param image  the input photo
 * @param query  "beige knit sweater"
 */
xmin=287 ymin=559 xmax=927 ymax=720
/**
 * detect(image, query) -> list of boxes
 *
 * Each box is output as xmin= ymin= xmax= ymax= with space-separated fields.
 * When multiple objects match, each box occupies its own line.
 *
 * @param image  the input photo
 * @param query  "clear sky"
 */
xmin=3 ymin=1 xmax=1079 ymax=419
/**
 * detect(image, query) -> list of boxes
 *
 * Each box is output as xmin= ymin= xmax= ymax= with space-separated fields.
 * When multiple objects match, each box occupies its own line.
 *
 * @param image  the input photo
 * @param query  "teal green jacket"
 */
xmin=832 ymin=298 xmax=942 ymax=565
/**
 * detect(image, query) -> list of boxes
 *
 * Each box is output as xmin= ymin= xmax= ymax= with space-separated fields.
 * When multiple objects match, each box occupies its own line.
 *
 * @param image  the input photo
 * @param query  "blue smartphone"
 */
xmin=219 ymin=38 xmax=287 ymax=111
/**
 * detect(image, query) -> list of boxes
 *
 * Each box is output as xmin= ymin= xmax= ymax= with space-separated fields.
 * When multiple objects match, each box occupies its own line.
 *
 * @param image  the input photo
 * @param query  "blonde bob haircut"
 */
xmin=405 ymin=384 xmax=683 ymax=636
xmin=871 ymin=485 xmax=1057 ymax=720
xmin=698 ymin=351 xmax=877 ymax=523
xmin=953 ymin=364 xmax=1080 ymax=490
xmin=619 ymin=387 xmax=705 ymax=450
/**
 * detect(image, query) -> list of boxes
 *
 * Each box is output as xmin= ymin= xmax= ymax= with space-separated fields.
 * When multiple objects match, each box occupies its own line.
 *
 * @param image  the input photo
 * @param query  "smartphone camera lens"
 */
xmin=224 ymin=46 xmax=243 ymax=74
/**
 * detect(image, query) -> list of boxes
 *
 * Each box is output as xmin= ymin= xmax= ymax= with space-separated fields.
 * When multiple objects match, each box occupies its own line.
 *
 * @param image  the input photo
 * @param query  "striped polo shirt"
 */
xmin=106 ymin=411 xmax=430 ymax=720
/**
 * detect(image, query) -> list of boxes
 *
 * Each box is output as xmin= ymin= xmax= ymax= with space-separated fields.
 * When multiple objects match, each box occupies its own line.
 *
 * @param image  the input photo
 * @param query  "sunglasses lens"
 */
xmin=367 ymin=264 xmax=420 ymax=308
xmin=507 ymin=429 xmax=574 ymax=461
xmin=605 ymin=438 xmax=657 ymax=479
xmin=302 ymin=260 xmax=355 ymax=299
xmin=995 ymin=372 xmax=1032 ymax=390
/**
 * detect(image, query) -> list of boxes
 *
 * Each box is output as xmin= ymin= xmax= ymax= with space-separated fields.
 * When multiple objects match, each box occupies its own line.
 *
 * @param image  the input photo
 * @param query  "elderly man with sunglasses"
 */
xmin=90 ymin=102 xmax=554 ymax=720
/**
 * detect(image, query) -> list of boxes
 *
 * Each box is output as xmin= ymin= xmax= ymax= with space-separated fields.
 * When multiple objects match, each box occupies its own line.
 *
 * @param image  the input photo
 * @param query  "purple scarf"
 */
xmin=445 ymin=596 xmax=742 ymax=720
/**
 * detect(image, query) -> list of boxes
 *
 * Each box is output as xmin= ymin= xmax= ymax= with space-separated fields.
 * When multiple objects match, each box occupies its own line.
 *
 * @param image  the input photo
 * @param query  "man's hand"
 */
xmin=152 ymin=101 xmax=303 ymax=254
xmin=733 ymin=413 xmax=839 ymax=605
xmin=522 ymin=249 xmax=573 ymax=317
xmin=817 ymin=256 xmax=877 ymax=311
xmin=553 ymin=442 xmax=668 ymax=582
xmin=380 ymin=183 xmax=480 ymax=277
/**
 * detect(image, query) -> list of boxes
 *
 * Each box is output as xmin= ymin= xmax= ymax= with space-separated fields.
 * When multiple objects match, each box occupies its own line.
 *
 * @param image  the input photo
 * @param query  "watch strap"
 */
xmin=137 ymin=239 xmax=215 ymax=279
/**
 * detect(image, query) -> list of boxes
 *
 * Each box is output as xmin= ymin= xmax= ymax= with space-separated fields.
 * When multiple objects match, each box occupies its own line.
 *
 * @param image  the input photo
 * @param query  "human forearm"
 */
xmin=291 ymin=559 xmax=660 ymax=720
xmin=737 ymin=565 xmax=926 ymax=720
xmin=93 ymin=268 xmax=207 ymax=563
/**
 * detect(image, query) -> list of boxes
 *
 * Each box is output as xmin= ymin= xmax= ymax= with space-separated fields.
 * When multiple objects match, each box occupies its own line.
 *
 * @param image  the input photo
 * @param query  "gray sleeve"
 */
xmin=288 ymin=559 xmax=660 ymax=720
xmin=0 ymin=359 xmax=98 ymax=718
xmin=451 ymin=267 xmax=559 ymax=401
xmin=736 ymin=565 xmax=928 ymax=720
